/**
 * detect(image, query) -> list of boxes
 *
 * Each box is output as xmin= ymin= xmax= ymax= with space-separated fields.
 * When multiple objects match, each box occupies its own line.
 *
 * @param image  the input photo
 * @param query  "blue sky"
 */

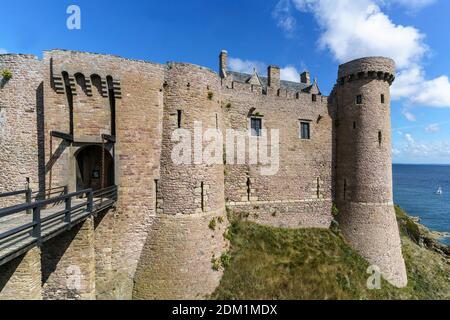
xmin=1 ymin=0 xmax=450 ymax=164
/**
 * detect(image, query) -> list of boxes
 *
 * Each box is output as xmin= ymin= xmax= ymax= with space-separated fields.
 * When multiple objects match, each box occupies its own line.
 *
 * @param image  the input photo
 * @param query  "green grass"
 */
xmin=213 ymin=207 xmax=449 ymax=300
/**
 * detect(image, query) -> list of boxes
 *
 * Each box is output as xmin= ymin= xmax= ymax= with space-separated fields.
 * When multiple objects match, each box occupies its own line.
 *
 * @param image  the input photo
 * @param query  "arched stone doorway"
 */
xmin=75 ymin=145 xmax=114 ymax=192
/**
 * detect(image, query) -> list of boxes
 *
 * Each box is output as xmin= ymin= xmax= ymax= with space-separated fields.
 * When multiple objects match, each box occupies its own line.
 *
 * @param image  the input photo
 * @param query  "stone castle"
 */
xmin=0 ymin=49 xmax=407 ymax=300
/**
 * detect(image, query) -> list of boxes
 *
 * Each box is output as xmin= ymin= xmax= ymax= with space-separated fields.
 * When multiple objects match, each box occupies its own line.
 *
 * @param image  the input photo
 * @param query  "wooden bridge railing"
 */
xmin=0 ymin=186 xmax=68 ymax=212
xmin=0 ymin=185 xmax=117 ymax=266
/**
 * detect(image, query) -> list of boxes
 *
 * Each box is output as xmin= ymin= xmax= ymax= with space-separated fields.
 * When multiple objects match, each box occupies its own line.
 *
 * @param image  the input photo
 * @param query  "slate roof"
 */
xmin=227 ymin=71 xmax=314 ymax=93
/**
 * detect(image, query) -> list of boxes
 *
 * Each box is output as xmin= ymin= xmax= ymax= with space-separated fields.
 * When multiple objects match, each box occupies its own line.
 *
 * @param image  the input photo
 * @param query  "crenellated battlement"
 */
xmin=337 ymin=70 xmax=395 ymax=86
xmin=337 ymin=56 xmax=396 ymax=85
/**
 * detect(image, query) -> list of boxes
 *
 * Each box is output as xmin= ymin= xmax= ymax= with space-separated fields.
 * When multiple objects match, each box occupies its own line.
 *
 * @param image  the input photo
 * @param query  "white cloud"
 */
xmin=392 ymin=148 xmax=401 ymax=156
xmin=405 ymin=133 xmax=415 ymax=144
xmin=425 ymin=123 xmax=440 ymax=133
xmin=273 ymin=0 xmax=297 ymax=34
xmin=276 ymin=0 xmax=450 ymax=108
xmin=395 ymin=139 xmax=450 ymax=160
xmin=393 ymin=131 xmax=450 ymax=161
xmin=228 ymin=58 xmax=266 ymax=75
xmin=401 ymin=109 xmax=416 ymax=122
xmin=229 ymin=57 xmax=301 ymax=82
xmin=410 ymin=76 xmax=450 ymax=107
xmin=292 ymin=0 xmax=427 ymax=69
xmin=0 ymin=49 xmax=7 ymax=54
xmin=392 ymin=65 xmax=450 ymax=108
xmin=280 ymin=66 xmax=300 ymax=82
xmin=391 ymin=65 xmax=423 ymax=99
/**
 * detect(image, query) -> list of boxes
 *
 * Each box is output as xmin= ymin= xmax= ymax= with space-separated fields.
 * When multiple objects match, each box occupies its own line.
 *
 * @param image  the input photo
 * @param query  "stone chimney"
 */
xmin=268 ymin=65 xmax=280 ymax=89
xmin=301 ymin=71 xmax=311 ymax=85
xmin=219 ymin=50 xmax=228 ymax=78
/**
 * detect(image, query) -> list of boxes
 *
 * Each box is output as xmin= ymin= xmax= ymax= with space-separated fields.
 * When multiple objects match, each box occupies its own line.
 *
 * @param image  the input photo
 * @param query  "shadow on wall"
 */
xmin=328 ymin=94 xmax=337 ymax=202
xmin=45 ymin=140 xmax=70 ymax=175
xmin=0 ymin=256 xmax=23 ymax=292
xmin=0 ymin=78 xmax=9 ymax=89
xmin=41 ymin=224 xmax=80 ymax=284
xmin=37 ymin=82 xmax=46 ymax=196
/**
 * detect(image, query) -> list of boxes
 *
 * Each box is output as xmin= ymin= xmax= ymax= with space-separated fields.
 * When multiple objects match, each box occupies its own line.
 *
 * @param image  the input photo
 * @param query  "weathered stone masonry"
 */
xmin=334 ymin=57 xmax=407 ymax=287
xmin=0 ymin=50 xmax=407 ymax=300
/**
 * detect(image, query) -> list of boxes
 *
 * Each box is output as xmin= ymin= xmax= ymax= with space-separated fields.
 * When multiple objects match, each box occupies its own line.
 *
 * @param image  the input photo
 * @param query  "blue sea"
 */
xmin=393 ymin=164 xmax=450 ymax=245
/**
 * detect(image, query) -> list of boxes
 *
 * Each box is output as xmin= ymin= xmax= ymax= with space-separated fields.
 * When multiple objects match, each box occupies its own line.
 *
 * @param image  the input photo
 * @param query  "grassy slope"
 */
xmin=213 ymin=207 xmax=449 ymax=300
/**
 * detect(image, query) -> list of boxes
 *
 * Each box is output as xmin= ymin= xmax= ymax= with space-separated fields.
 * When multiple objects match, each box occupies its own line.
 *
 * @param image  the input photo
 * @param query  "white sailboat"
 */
xmin=436 ymin=186 xmax=443 ymax=195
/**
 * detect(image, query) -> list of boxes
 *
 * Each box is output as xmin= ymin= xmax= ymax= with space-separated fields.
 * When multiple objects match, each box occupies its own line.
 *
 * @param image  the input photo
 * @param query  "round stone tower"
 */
xmin=334 ymin=57 xmax=407 ymax=288
xmin=133 ymin=63 xmax=228 ymax=299
xmin=0 ymin=54 xmax=43 ymax=207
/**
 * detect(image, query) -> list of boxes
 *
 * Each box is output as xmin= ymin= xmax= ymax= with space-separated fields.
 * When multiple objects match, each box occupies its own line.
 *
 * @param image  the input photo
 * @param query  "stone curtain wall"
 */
xmin=132 ymin=63 xmax=229 ymax=299
xmin=222 ymin=80 xmax=334 ymax=228
xmin=334 ymin=57 xmax=407 ymax=287
xmin=0 ymin=54 xmax=43 ymax=207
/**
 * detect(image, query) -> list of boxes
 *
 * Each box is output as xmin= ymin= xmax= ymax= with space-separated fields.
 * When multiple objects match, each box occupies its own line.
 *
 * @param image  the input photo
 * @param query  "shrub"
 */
xmin=220 ymin=253 xmax=231 ymax=269
xmin=332 ymin=204 xmax=340 ymax=217
xmin=208 ymin=92 xmax=214 ymax=100
xmin=209 ymin=218 xmax=217 ymax=231
xmin=1 ymin=69 xmax=12 ymax=81
xmin=211 ymin=257 xmax=221 ymax=271
xmin=223 ymin=229 xmax=233 ymax=241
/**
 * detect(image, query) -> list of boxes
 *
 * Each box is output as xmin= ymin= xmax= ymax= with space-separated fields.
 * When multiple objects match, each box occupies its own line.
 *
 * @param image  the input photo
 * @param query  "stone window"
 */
xmin=344 ymin=179 xmax=347 ymax=200
xmin=378 ymin=131 xmax=383 ymax=146
xmin=247 ymin=177 xmax=251 ymax=202
xmin=201 ymin=182 xmax=205 ymax=212
xmin=251 ymin=117 xmax=262 ymax=137
xmin=300 ymin=121 xmax=311 ymax=140
xmin=381 ymin=94 xmax=385 ymax=104
xmin=106 ymin=76 xmax=116 ymax=136
xmin=316 ymin=178 xmax=321 ymax=198
xmin=154 ymin=179 xmax=159 ymax=211
xmin=356 ymin=95 xmax=363 ymax=105
xmin=353 ymin=121 xmax=357 ymax=130
xmin=177 ymin=110 xmax=182 ymax=129
xmin=312 ymin=94 xmax=317 ymax=102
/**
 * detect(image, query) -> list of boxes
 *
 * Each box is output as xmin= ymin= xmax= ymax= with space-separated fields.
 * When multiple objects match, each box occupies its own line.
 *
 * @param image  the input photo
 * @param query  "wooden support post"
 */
xmin=65 ymin=195 xmax=72 ymax=228
xmin=87 ymin=191 xmax=94 ymax=213
xmin=32 ymin=206 xmax=41 ymax=245
xmin=26 ymin=188 xmax=32 ymax=215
